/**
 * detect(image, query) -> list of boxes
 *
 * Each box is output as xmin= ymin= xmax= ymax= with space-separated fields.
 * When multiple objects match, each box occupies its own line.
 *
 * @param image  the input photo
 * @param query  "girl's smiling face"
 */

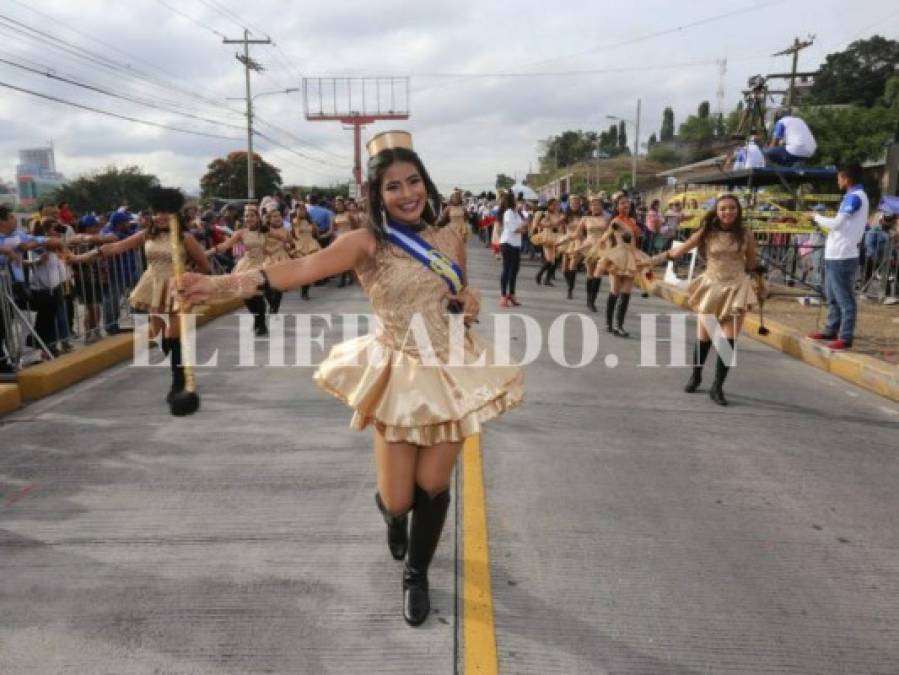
xmin=381 ymin=160 xmax=427 ymax=225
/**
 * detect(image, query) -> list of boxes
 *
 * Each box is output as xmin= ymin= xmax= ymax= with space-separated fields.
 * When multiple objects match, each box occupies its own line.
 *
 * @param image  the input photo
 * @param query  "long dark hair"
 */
xmin=497 ymin=191 xmax=516 ymax=226
xmin=696 ymin=194 xmax=747 ymax=258
xmin=366 ymin=147 xmax=442 ymax=243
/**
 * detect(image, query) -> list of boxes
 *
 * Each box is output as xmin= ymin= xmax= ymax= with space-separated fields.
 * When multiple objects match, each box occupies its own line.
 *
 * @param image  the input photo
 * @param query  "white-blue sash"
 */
xmin=384 ymin=221 xmax=465 ymax=294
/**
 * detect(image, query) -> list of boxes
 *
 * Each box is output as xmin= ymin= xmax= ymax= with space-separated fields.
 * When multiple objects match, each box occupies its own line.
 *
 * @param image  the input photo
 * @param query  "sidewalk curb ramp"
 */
xmin=652 ymin=282 xmax=899 ymax=403
xmin=10 ymin=299 xmax=244 ymax=406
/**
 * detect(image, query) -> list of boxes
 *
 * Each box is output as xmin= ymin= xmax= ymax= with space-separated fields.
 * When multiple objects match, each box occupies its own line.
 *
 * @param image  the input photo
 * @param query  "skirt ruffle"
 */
xmin=687 ymin=272 xmax=758 ymax=320
xmin=290 ymin=237 xmax=321 ymax=257
xmin=599 ymin=245 xmax=638 ymax=277
xmin=313 ymin=334 xmax=524 ymax=446
xmin=130 ymin=272 xmax=176 ymax=313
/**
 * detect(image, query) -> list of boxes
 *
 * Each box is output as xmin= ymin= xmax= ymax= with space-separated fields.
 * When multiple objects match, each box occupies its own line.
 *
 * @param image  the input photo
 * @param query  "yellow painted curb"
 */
xmin=651 ymin=282 xmax=899 ymax=403
xmin=15 ymin=299 xmax=244 ymax=403
xmin=463 ymin=434 xmax=499 ymax=675
xmin=0 ymin=383 xmax=22 ymax=415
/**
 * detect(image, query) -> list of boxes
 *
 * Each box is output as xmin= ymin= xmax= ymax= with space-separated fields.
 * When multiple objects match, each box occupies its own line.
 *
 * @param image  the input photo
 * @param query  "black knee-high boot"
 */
xmin=685 ymin=340 xmax=712 ymax=393
xmin=375 ymin=493 xmax=409 ymax=561
xmin=565 ymin=270 xmax=576 ymax=299
xmin=545 ymin=261 xmax=557 ymax=286
xmin=266 ymin=289 xmax=282 ymax=314
xmin=710 ymin=338 xmax=736 ymax=406
xmin=301 ymin=285 xmax=310 ymax=300
xmin=605 ymin=294 xmax=618 ymax=332
xmin=247 ymin=296 xmax=267 ymax=336
xmin=162 ymin=337 xmax=185 ymax=404
xmin=586 ymin=278 xmax=598 ymax=312
xmin=614 ymin=293 xmax=631 ymax=337
xmin=403 ymin=485 xmax=450 ymax=626
xmin=536 ymin=262 xmax=548 ymax=285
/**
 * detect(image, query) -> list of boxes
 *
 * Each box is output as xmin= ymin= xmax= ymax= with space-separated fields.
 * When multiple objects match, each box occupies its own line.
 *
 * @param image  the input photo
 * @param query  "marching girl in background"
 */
xmin=572 ymin=194 xmax=609 ymax=311
xmin=436 ymin=190 xmax=470 ymax=242
xmin=557 ymin=194 xmax=584 ymax=294
xmin=262 ymin=208 xmax=292 ymax=313
xmin=178 ymin=130 xmax=524 ymax=627
xmin=76 ymin=188 xmax=210 ymax=407
xmin=640 ymin=193 xmax=763 ymax=406
xmin=207 ymin=205 xmax=273 ymax=336
xmin=289 ymin=203 xmax=321 ymax=300
xmin=593 ymin=195 xmax=645 ymax=337
xmin=333 ymin=197 xmax=357 ymax=288
xmin=529 ymin=198 xmax=566 ymax=287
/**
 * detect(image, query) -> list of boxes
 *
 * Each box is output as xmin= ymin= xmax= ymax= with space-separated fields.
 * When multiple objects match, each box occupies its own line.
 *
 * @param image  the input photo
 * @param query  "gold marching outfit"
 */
xmin=594 ymin=221 xmax=640 ymax=277
xmin=446 ymin=204 xmax=469 ymax=242
xmin=686 ymin=231 xmax=759 ymax=320
xmin=529 ymin=212 xmax=566 ymax=260
xmin=334 ymin=212 xmax=354 ymax=237
xmin=263 ymin=230 xmax=292 ymax=266
xmin=574 ymin=215 xmax=607 ymax=267
xmin=129 ymin=233 xmax=182 ymax=313
xmin=290 ymin=219 xmax=321 ymax=258
xmin=233 ymin=228 xmax=265 ymax=274
xmin=556 ymin=217 xmax=581 ymax=258
xmin=313 ymin=225 xmax=524 ymax=445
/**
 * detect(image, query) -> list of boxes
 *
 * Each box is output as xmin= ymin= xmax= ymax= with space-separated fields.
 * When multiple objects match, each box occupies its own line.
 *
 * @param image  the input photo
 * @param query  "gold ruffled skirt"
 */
xmin=290 ymin=236 xmax=321 ymax=258
xmin=599 ymin=245 xmax=638 ymax=277
xmin=687 ymin=272 xmax=758 ymax=320
xmin=130 ymin=270 xmax=176 ymax=313
xmin=264 ymin=247 xmax=292 ymax=266
xmin=314 ymin=334 xmax=524 ymax=446
xmin=450 ymin=221 xmax=470 ymax=242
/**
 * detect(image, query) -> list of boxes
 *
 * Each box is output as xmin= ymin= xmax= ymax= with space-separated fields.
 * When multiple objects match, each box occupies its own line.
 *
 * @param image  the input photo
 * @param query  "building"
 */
xmin=16 ymin=146 xmax=65 ymax=208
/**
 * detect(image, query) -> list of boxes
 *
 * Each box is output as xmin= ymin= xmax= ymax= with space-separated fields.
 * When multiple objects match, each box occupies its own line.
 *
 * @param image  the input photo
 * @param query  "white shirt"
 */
xmin=744 ymin=141 xmax=765 ymax=168
xmin=500 ymin=209 xmax=524 ymax=247
xmin=772 ymin=116 xmax=817 ymax=158
xmin=814 ymin=185 xmax=868 ymax=260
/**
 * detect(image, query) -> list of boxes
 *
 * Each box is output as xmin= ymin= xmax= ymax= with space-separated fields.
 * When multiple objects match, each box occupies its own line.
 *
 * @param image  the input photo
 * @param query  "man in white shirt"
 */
xmin=765 ymin=112 xmax=817 ymax=167
xmin=744 ymin=135 xmax=766 ymax=168
xmin=805 ymin=164 xmax=868 ymax=350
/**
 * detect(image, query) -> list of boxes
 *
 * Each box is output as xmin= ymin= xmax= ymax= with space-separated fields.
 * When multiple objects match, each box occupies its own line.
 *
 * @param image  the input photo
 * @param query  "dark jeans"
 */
xmin=30 ymin=288 xmax=59 ymax=351
xmin=763 ymin=146 xmax=808 ymax=167
xmin=500 ymin=243 xmax=521 ymax=297
xmin=823 ymin=258 xmax=858 ymax=343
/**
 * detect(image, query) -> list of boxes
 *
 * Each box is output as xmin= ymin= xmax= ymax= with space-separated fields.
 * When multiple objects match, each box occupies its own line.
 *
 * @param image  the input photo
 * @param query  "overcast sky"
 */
xmin=0 ymin=0 xmax=897 ymax=196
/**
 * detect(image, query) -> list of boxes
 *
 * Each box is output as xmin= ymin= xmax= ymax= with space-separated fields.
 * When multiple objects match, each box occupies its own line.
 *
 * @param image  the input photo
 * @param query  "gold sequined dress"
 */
xmin=263 ymin=230 xmax=292 ymax=266
xmin=233 ymin=229 xmax=265 ymax=274
xmin=597 ymin=221 xmax=640 ymax=277
xmin=529 ymin=213 xmax=566 ymax=260
xmin=574 ymin=216 xmax=607 ymax=265
xmin=556 ymin=218 xmax=582 ymax=257
xmin=334 ymin=212 xmax=354 ymax=238
xmin=447 ymin=205 xmax=469 ymax=242
xmin=686 ymin=231 xmax=757 ymax=320
xmin=129 ymin=233 xmax=180 ymax=312
xmin=314 ymin=226 xmax=524 ymax=445
xmin=290 ymin=219 xmax=321 ymax=258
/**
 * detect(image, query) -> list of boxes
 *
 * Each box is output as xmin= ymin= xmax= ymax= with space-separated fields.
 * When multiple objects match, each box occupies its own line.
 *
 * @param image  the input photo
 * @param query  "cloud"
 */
xmin=0 ymin=0 xmax=894 ymax=198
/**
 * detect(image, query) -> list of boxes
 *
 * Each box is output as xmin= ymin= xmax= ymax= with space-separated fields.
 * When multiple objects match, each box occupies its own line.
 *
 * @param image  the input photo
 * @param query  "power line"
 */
xmin=153 ymin=0 xmax=227 ymax=39
xmin=0 ymin=79 xmax=240 ymax=140
xmin=0 ymin=55 xmax=247 ymax=133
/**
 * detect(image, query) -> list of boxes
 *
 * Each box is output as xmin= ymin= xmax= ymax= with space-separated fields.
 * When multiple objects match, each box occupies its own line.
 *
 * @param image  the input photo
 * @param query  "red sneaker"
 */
xmin=508 ymin=295 xmax=521 ymax=306
xmin=826 ymin=339 xmax=851 ymax=351
xmin=808 ymin=331 xmax=836 ymax=341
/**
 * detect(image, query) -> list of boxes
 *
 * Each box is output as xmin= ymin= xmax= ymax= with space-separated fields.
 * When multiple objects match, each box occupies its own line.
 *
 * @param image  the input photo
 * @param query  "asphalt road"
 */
xmin=1 ymin=237 xmax=897 ymax=674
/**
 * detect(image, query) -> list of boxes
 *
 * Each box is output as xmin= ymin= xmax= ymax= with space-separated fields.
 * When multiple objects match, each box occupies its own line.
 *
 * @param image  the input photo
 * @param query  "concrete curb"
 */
xmin=13 ymin=299 xmax=244 ymax=404
xmin=651 ymin=282 xmax=899 ymax=403
xmin=0 ymin=383 xmax=22 ymax=415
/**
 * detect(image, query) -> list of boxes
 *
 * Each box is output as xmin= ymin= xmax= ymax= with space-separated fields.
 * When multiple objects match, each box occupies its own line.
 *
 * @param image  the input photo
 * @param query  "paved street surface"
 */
xmin=1 ymin=239 xmax=898 ymax=674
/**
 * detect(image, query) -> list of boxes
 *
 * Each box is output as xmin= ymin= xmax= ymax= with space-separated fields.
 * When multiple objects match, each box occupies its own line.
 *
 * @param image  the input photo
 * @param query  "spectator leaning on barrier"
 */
xmin=805 ymin=163 xmax=868 ymax=350
xmin=99 ymin=210 xmax=140 ymax=334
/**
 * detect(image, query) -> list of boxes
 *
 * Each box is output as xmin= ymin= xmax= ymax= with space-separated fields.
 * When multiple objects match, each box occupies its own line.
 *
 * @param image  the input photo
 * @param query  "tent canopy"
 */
xmin=510 ymin=183 xmax=538 ymax=200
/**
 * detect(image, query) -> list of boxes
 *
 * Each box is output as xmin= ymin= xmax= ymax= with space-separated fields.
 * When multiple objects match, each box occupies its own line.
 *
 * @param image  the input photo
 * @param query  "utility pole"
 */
xmin=774 ymin=36 xmax=814 ymax=114
xmin=223 ymin=29 xmax=271 ymax=201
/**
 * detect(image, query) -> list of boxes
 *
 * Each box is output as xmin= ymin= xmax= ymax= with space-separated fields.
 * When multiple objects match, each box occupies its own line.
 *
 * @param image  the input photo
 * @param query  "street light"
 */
xmin=606 ymin=98 xmax=642 ymax=192
xmin=251 ymin=87 xmax=299 ymax=101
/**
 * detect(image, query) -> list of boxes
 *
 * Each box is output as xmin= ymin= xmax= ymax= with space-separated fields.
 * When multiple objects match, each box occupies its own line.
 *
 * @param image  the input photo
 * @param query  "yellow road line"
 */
xmin=463 ymin=434 xmax=499 ymax=675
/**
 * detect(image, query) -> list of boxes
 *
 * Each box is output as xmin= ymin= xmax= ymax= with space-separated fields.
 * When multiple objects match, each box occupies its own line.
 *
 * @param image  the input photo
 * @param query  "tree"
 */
xmin=51 ymin=166 xmax=160 ymax=214
xmin=647 ymin=133 xmax=659 ymax=148
xmin=698 ymin=100 xmax=710 ymax=120
xmin=714 ymin=113 xmax=727 ymax=138
xmin=660 ymin=107 xmax=675 ymax=142
xmin=811 ymin=36 xmax=899 ymax=107
xmin=495 ymin=173 xmax=515 ymax=191
xmin=647 ymin=144 xmax=682 ymax=167
xmin=539 ymin=129 xmax=602 ymax=171
xmin=200 ymin=151 xmax=282 ymax=199
xmin=618 ymin=120 xmax=628 ymax=151
xmin=802 ymin=103 xmax=897 ymax=165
